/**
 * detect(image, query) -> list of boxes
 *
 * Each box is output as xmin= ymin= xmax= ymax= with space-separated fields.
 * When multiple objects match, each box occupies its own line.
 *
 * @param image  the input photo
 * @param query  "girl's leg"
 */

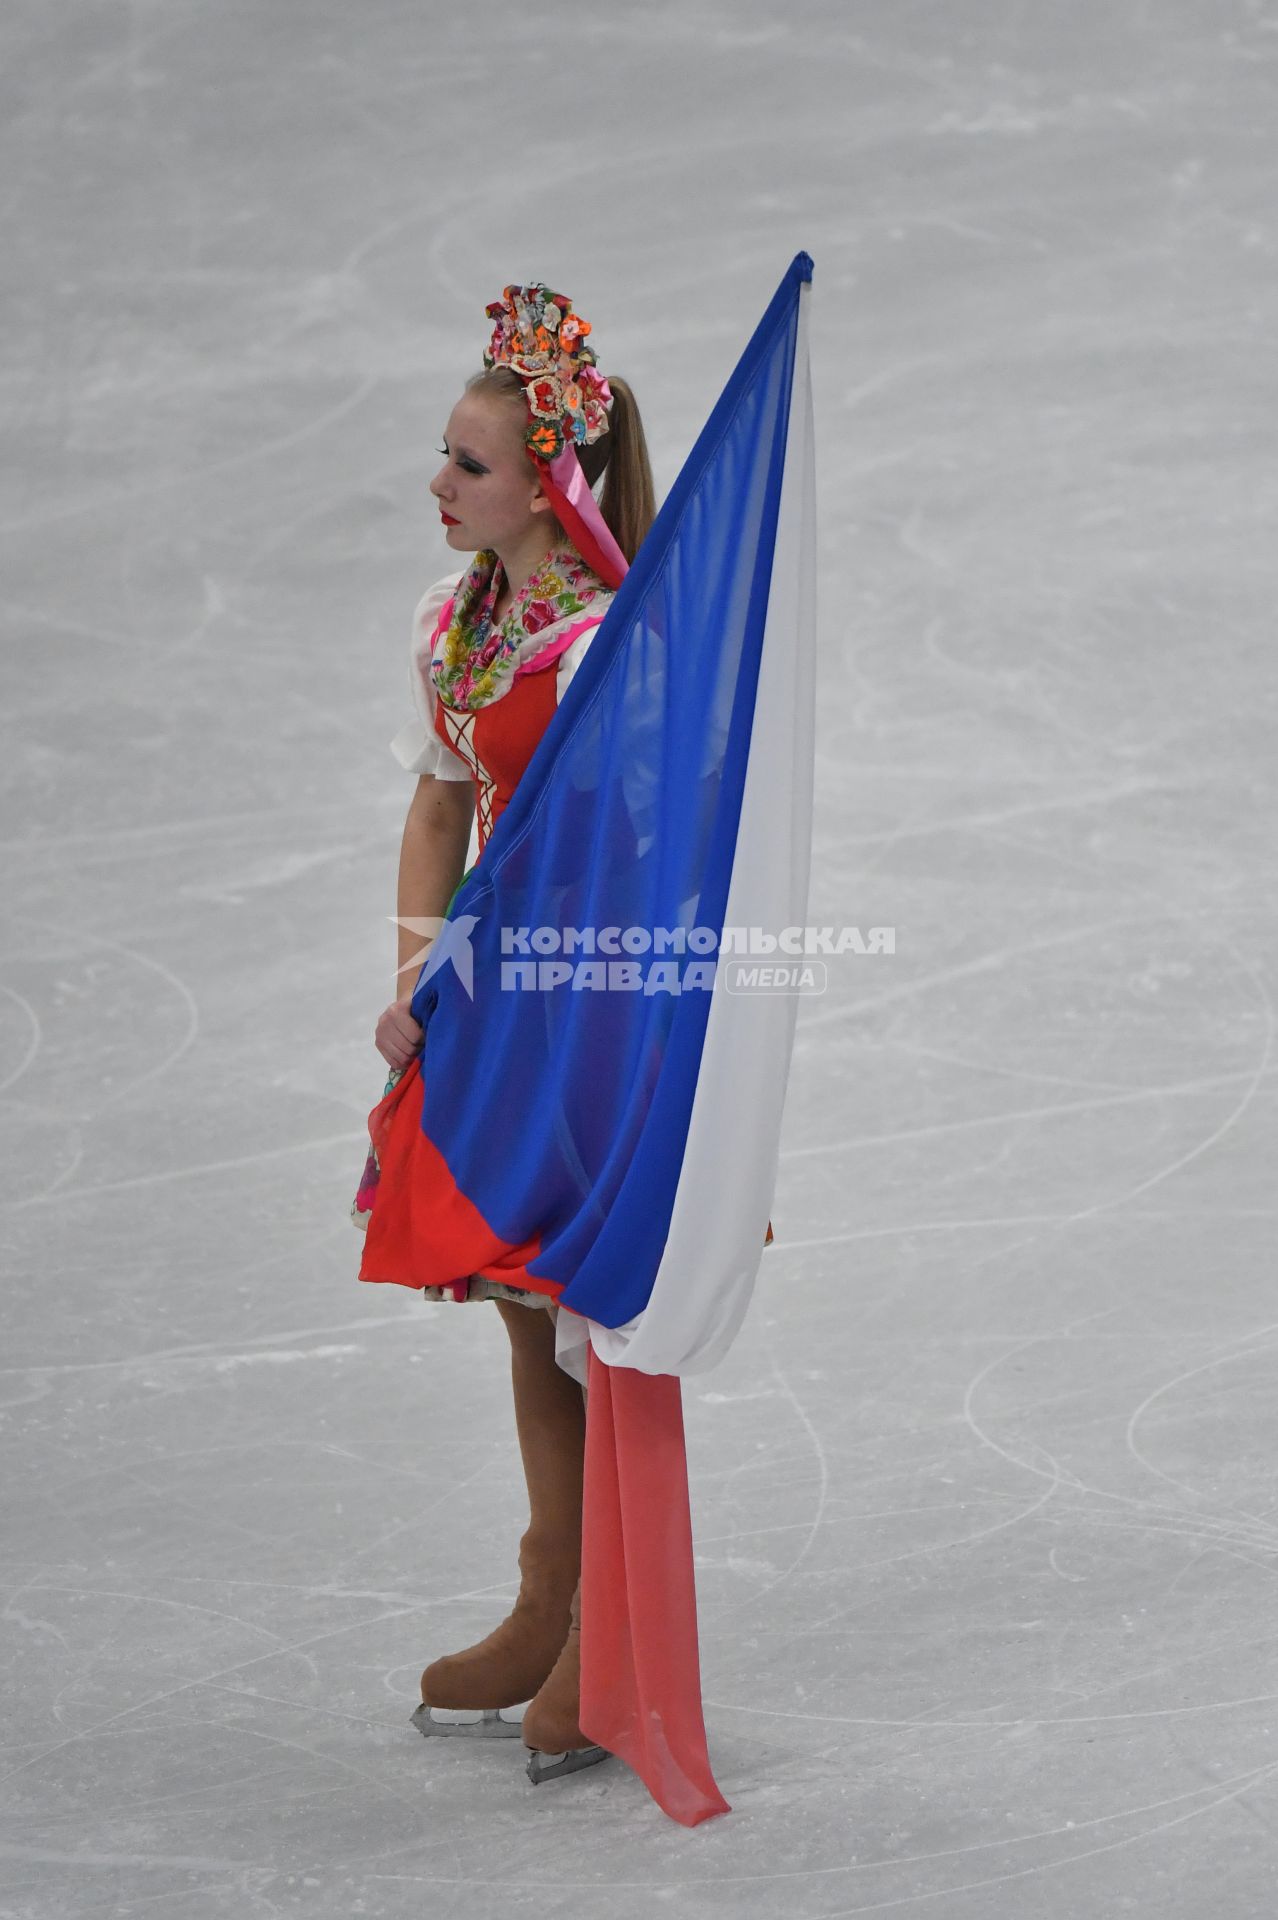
xmin=519 ymin=1306 xmax=605 ymax=1772
xmin=419 ymin=1296 xmax=586 ymax=1715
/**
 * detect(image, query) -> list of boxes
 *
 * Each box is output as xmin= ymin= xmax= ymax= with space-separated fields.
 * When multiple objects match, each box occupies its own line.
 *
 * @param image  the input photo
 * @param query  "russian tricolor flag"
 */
xmin=362 ymin=253 xmax=815 ymax=1823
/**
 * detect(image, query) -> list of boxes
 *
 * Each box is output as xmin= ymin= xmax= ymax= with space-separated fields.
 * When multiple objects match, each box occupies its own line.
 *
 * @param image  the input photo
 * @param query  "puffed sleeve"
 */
xmin=388 ymin=572 xmax=472 ymax=780
xmin=555 ymin=613 xmax=607 ymax=702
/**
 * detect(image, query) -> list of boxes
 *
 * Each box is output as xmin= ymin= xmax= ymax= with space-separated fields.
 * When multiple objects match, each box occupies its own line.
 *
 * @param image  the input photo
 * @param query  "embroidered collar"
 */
xmin=430 ymin=543 xmax=608 ymax=711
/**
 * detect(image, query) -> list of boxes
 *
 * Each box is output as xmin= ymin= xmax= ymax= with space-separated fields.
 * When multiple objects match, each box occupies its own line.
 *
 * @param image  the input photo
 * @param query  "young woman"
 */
xmin=354 ymin=284 xmax=655 ymax=1780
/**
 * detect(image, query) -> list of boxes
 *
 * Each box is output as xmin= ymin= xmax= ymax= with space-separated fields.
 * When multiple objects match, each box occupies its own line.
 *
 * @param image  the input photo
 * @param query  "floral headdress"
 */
xmin=483 ymin=284 xmax=613 ymax=463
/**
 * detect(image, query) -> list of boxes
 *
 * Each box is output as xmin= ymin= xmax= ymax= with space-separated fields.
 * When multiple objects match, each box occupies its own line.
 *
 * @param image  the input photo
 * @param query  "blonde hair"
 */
xmin=466 ymin=366 xmax=656 ymax=563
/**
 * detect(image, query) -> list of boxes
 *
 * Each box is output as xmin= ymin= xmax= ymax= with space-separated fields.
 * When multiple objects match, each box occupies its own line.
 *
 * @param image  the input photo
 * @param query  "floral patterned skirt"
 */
xmin=351 ymin=1063 xmax=546 ymax=1308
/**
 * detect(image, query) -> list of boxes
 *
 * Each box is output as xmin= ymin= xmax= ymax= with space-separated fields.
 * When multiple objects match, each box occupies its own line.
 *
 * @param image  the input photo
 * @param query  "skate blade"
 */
xmin=412 ymin=1702 xmax=526 ymax=1739
xmin=524 ymin=1742 xmax=610 ymax=1784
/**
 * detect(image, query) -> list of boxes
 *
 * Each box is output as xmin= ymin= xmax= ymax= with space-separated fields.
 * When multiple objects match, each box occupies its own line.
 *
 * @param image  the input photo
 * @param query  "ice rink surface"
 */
xmin=2 ymin=0 xmax=1277 ymax=1913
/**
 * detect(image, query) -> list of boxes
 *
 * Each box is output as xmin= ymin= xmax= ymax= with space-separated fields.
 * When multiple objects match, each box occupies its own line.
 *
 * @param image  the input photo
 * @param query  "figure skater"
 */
xmin=353 ymin=283 xmax=654 ymax=1782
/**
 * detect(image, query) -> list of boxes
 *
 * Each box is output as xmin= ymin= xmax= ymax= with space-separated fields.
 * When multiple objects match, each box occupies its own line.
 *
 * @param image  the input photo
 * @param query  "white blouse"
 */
xmin=388 ymin=571 xmax=609 ymax=781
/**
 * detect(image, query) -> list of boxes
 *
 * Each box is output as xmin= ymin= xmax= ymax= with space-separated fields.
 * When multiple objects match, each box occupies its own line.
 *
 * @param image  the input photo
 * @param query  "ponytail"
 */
xmin=578 ymin=376 xmax=656 ymax=564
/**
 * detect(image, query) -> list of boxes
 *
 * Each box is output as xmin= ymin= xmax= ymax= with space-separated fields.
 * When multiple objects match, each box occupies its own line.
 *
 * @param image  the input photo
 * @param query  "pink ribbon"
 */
xmin=532 ymin=444 xmax=629 ymax=590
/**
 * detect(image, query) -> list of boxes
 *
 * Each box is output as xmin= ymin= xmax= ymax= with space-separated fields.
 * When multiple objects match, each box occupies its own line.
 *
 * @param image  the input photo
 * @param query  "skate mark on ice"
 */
xmin=1123 ymin=1327 xmax=1278 ymax=1541
xmin=0 ymin=1606 xmax=426 ymax=1791
xmin=780 ymin=1064 xmax=1271 ymax=1161
xmin=3 ymin=1128 xmax=368 ymax=1210
xmin=0 ymin=980 xmax=41 ymax=1095
xmin=1055 ymin=932 xmax=1275 ymax=1225
xmin=796 ymin=908 xmax=1165 ymax=1035
xmin=10 ymin=912 xmax=200 ymax=1113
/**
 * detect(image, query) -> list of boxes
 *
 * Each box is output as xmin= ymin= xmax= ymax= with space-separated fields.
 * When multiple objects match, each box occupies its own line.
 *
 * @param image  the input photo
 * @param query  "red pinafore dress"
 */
xmin=351 ymin=587 xmax=604 ymax=1306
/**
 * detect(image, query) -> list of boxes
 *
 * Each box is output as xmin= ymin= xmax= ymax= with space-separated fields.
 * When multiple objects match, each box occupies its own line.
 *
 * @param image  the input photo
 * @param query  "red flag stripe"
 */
xmin=579 ymin=1346 xmax=731 ymax=1826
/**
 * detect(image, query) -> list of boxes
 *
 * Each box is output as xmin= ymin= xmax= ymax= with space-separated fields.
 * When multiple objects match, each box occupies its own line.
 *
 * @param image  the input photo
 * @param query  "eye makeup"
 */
xmin=438 ymin=441 xmax=488 ymax=476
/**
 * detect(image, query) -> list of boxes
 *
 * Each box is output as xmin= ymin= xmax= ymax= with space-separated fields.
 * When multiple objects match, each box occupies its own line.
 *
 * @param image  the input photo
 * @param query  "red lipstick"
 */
xmin=440 ymin=512 xmax=460 ymax=526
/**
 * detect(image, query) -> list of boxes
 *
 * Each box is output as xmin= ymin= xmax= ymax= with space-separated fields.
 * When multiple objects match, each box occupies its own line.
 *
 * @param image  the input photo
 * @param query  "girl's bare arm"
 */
xmin=376 ymin=775 xmax=475 ymax=1066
